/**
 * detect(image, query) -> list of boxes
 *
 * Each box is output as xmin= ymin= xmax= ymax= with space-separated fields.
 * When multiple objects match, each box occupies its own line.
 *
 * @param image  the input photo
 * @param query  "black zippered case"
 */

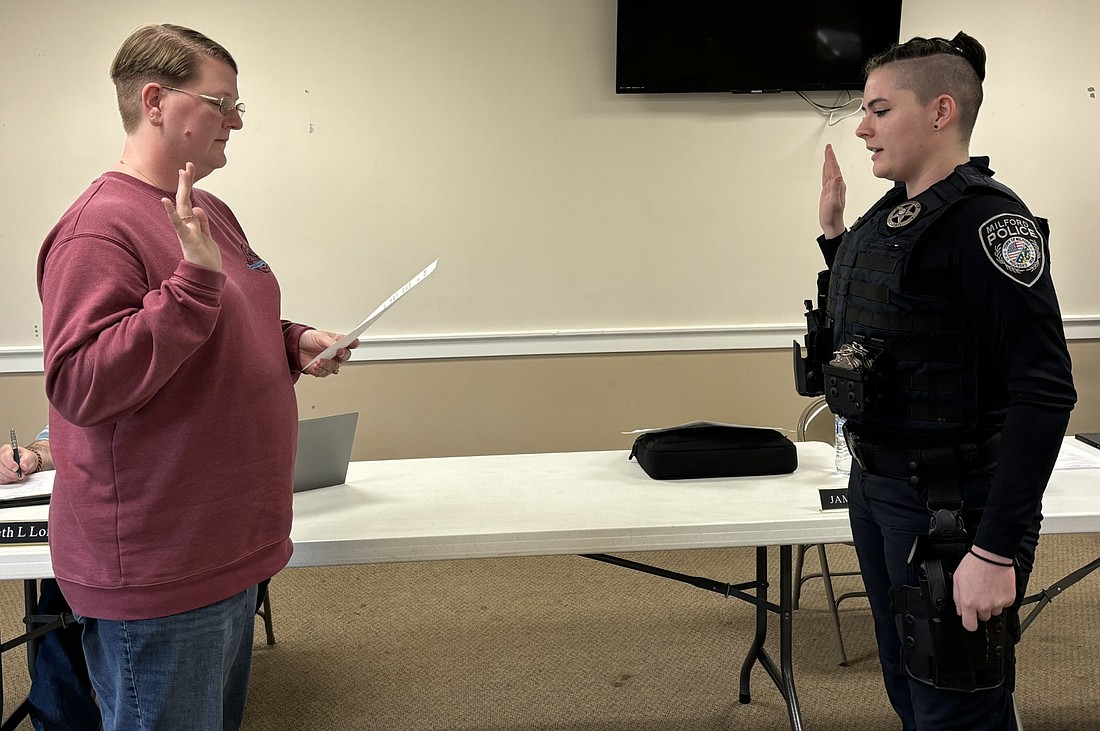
xmin=629 ymin=425 xmax=797 ymax=480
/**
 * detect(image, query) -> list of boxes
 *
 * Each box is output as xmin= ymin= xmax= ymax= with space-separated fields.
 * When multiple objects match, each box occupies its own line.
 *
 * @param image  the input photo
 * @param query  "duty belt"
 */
xmin=845 ymin=430 xmax=999 ymax=493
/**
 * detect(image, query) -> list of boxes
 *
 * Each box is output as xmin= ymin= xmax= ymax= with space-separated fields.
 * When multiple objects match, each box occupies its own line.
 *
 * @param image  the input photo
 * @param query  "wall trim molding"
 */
xmin=4 ymin=317 xmax=1099 ymax=374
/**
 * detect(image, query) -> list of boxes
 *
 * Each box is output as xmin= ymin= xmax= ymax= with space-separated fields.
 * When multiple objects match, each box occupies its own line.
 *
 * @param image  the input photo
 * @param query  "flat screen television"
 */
xmin=616 ymin=1 xmax=904 ymax=94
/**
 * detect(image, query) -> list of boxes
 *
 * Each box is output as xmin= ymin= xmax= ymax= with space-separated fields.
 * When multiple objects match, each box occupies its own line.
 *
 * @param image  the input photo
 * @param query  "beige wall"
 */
xmin=3 ymin=1 xmax=1097 ymax=456
xmin=2 ymin=1 xmax=1100 ymax=348
xmin=5 ymin=340 xmax=1099 ymax=462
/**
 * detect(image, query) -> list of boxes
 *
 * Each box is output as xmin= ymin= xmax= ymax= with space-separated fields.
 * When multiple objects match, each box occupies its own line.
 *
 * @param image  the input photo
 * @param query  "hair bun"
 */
xmin=950 ymin=31 xmax=987 ymax=82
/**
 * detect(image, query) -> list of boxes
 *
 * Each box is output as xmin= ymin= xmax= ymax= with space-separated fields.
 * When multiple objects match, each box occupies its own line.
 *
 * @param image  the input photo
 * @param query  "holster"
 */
xmin=793 ymin=270 xmax=833 ymax=398
xmin=891 ymin=531 xmax=1018 ymax=692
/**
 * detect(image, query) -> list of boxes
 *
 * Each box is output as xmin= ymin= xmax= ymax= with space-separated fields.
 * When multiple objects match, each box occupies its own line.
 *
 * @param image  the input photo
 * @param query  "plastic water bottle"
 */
xmin=834 ymin=415 xmax=852 ymax=474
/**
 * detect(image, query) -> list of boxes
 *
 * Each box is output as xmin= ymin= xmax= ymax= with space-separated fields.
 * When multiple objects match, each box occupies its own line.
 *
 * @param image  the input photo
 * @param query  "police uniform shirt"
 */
xmin=816 ymin=158 xmax=1076 ymax=558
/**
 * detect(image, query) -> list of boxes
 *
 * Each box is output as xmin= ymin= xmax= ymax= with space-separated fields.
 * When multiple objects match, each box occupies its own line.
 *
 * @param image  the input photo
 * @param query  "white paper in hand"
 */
xmin=304 ymin=259 xmax=438 ymax=370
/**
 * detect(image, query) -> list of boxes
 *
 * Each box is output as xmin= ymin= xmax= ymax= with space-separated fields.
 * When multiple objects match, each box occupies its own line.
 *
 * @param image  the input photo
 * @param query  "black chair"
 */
xmin=256 ymin=580 xmax=276 ymax=645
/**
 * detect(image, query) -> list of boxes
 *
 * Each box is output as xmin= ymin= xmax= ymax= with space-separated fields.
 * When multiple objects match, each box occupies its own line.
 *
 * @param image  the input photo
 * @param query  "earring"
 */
xmin=933 ymin=123 xmax=939 ymax=130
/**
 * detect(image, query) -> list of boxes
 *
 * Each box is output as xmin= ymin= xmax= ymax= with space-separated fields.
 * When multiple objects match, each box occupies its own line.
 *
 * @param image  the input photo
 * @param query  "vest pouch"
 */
xmin=822 ymin=361 xmax=882 ymax=415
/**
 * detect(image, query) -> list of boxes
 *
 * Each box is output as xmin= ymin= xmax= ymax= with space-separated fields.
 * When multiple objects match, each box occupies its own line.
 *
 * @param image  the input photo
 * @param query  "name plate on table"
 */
xmin=819 ymin=488 xmax=849 ymax=511
xmin=0 ymin=521 xmax=49 ymax=545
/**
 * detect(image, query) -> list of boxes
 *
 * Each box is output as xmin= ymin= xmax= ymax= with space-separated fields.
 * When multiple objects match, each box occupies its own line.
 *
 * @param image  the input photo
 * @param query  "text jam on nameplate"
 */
xmin=818 ymin=488 xmax=849 ymax=511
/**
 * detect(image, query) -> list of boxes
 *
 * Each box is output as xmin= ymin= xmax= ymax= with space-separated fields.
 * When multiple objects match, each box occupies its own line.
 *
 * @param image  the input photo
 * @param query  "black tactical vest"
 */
xmin=825 ymin=164 xmax=1041 ymax=437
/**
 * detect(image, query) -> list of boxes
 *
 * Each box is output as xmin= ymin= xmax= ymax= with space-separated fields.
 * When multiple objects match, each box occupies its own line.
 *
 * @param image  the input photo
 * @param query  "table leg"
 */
xmin=779 ymin=545 xmax=804 ymax=731
xmin=738 ymin=546 xmax=769 ymax=704
xmin=0 ymin=698 xmax=31 ymax=731
xmin=23 ymin=579 xmax=39 ymax=676
xmin=0 ymin=580 xmax=42 ymax=730
xmin=737 ymin=546 xmax=804 ymax=731
xmin=1020 ymin=555 xmax=1100 ymax=635
xmin=586 ymin=548 xmax=805 ymax=731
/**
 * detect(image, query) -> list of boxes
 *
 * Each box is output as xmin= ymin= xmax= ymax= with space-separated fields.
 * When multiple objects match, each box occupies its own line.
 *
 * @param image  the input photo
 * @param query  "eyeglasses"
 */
xmin=161 ymin=85 xmax=245 ymax=117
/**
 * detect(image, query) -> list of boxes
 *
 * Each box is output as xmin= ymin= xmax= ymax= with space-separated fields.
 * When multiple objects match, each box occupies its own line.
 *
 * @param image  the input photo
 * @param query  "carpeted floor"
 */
xmin=3 ymin=534 xmax=1099 ymax=730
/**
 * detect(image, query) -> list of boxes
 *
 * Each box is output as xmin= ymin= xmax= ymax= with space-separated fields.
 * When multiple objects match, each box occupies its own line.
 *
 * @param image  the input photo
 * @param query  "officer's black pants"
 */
xmin=847 ymin=466 xmax=1039 ymax=731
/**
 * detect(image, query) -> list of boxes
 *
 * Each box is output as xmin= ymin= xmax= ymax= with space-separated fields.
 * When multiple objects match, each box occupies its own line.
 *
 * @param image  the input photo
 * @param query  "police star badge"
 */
xmin=887 ymin=201 xmax=921 ymax=228
xmin=978 ymin=213 xmax=1045 ymax=287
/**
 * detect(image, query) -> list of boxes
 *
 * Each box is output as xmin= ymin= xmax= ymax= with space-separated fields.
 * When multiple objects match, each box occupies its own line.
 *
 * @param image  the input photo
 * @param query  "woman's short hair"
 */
xmin=865 ymin=32 xmax=986 ymax=144
xmin=110 ymin=24 xmax=237 ymax=133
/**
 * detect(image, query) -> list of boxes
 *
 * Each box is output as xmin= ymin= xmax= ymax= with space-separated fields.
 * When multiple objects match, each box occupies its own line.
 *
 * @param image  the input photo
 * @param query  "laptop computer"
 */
xmin=1075 ymin=432 xmax=1100 ymax=450
xmin=293 ymin=412 xmax=359 ymax=492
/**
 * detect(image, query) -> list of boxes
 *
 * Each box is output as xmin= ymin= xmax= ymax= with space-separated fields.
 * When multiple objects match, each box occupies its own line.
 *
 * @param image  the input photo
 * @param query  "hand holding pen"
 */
xmin=2 ymin=432 xmax=48 ymax=485
xmin=2 ymin=428 xmax=33 ymax=484
xmin=9 ymin=428 xmax=22 ymax=479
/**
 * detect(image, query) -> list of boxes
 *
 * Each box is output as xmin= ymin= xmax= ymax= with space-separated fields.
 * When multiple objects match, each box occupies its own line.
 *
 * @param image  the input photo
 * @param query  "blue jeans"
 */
xmin=78 ymin=584 xmax=258 ymax=731
xmin=848 ymin=467 xmax=1037 ymax=731
xmin=29 ymin=579 xmax=101 ymax=731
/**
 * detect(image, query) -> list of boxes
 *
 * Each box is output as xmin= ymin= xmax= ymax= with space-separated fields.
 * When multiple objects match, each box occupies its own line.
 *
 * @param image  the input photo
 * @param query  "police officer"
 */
xmin=813 ymin=32 xmax=1076 ymax=730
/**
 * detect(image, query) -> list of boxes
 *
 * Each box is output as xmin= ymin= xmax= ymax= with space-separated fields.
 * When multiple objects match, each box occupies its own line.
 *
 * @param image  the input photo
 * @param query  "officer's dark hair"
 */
xmin=864 ymin=32 xmax=986 ymax=145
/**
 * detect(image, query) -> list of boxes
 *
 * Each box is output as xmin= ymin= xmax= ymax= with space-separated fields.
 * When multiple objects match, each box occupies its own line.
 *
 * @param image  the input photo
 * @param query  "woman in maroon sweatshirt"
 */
xmin=37 ymin=23 xmax=355 ymax=731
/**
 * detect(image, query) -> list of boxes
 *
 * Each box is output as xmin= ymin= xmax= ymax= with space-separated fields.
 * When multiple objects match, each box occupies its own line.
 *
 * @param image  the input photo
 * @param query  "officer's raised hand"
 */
xmin=820 ymin=144 xmax=847 ymax=239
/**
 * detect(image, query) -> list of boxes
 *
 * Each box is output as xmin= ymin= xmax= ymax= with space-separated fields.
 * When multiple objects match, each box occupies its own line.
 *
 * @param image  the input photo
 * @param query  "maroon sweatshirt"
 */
xmin=38 ymin=172 xmax=308 ymax=620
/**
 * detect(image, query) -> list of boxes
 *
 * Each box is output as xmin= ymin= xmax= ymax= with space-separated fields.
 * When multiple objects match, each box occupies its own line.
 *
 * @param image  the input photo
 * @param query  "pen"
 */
xmin=9 ymin=428 xmax=22 ymax=479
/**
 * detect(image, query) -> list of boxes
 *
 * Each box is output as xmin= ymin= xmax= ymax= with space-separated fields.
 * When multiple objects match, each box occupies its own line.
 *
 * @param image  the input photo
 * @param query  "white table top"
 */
xmin=287 ymin=441 xmax=852 ymax=568
xmin=3 ymin=438 xmax=1100 ymax=580
xmin=285 ymin=437 xmax=1100 ymax=567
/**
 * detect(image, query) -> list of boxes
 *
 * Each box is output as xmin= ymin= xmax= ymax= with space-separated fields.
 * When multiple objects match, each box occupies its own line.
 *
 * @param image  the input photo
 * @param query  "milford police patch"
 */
xmin=978 ymin=213 xmax=1044 ymax=287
